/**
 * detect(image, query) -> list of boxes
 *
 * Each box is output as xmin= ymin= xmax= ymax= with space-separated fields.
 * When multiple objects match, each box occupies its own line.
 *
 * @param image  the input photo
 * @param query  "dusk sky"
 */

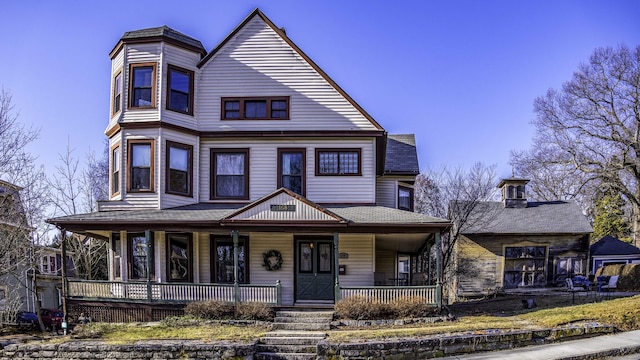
xmin=1 ymin=1 xmax=639 ymax=180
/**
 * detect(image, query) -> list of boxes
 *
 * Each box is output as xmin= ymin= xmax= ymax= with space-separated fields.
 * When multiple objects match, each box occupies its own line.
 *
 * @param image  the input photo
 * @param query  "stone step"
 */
xmin=254 ymin=352 xmax=317 ymax=360
xmin=274 ymin=316 xmax=332 ymax=324
xmin=260 ymin=336 xmax=324 ymax=346
xmin=275 ymin=311 xmax=334 ymax=319
xmin=256 ymin=344 xmax=316 ymax=354
xmin=272 ymin=322 xmax=330 ymax=331
xmin=262 ymin=330 xmax=327 ymax=338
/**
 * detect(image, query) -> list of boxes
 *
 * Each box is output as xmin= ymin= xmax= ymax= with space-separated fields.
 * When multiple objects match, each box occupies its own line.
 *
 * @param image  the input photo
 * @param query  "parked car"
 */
xmin=16 ymin=311 xmax=38 ymax=328
xmin=39 ymin=308 xmax=64 ymax=331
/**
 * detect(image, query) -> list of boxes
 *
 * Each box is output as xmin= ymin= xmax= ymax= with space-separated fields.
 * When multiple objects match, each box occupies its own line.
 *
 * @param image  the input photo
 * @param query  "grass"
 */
xmin=36 ymin=293 xmax=640 ymax=344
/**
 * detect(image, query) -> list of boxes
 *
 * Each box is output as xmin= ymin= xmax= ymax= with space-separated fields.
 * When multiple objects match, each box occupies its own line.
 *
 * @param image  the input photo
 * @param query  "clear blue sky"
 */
xmin=1 ymin=1 xmax=639 ymax=180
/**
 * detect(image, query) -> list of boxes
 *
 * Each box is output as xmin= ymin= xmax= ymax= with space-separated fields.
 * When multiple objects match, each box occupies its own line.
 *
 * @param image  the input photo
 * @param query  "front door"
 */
xmin=295 ymin=239 xmax=334 ymax=301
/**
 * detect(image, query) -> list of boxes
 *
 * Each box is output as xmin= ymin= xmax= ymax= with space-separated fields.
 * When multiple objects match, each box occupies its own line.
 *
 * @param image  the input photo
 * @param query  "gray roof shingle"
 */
xmin=458 ymin=201 xmax=593 ymax=235
xmin=590 ymin=235 xmax=640 ymax=256
xmin=120 ymin=25 xmax=205 ymax=53
xmin=384 ymin=134 xmax=419 ymax=175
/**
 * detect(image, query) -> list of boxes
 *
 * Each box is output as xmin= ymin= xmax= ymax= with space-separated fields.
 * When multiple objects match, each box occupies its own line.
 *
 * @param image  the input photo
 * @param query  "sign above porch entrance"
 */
xmin=221 ymin=188 xmax=347 ymax=223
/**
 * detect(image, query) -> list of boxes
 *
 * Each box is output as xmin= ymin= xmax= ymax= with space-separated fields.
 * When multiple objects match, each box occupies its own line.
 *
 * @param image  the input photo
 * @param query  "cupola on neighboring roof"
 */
xmin=497 ymin=178 xmax=529 ymax=208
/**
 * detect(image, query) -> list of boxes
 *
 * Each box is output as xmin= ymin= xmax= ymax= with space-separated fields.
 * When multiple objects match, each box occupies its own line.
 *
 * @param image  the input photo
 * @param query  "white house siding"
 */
xmin=120 ymin=130 xmax=161 ymax=208
xmin=197 ymin=232 xmax=210 ymax=283
xmin=121 ymin=44 xmax=161 ymax=123
xmin=249 ymin=232 xmax=294 ymax=305
xmin=109 ymin=50 xmax=125 ymax=129
xmin=197 ymin=16 xmax=378 ymax=132
xmin=159 ymin=44 xmax=201 ymax=130
xmin=158 ymin=128 xmax=200 ymax=209
xmin=338 ymin=234 xmax=374 ymax=286
xmin=375 ymin=248 xmax=396 ymax=284
xmin=375 ymin=178 xmax=396 ymax=208
xmin=199 ymin=138 xmax=376 ymax=204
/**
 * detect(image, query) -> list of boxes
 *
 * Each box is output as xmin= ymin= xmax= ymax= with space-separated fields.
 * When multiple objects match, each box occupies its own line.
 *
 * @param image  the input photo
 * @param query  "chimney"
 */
xmin=497 ymin=178 xmax=529 ymax=208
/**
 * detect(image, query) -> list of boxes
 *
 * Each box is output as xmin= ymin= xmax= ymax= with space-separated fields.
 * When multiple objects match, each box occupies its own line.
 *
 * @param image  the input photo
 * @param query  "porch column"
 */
xmin=333 ymin=232 xmax=340 ymax=302
xmin=145 ymin=230 xmax=152 ymax=302
xmin=435 ymin=231 xmax=442 ymax=309
xmin=60 ymin=228 xmax=68 ymax=335
xmin=232 ymin=230 xmax=240 ymax=305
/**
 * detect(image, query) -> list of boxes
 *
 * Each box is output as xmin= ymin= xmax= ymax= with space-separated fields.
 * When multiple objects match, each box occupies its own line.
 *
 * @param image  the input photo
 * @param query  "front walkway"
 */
xmin=440 ymin=329 xmax=640 ymax=360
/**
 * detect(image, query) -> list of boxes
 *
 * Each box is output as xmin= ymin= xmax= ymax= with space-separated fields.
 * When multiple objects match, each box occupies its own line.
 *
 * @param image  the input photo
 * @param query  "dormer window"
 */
xmin=129 ymin=63 xmax=156 ymax=108
xmin=221 ymin=97 xmax=289 ymax=120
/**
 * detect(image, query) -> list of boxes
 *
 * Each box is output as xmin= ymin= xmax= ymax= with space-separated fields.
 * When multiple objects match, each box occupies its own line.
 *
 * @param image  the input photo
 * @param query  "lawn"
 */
xmin=32 ymin=293 xmax=640 ymax=343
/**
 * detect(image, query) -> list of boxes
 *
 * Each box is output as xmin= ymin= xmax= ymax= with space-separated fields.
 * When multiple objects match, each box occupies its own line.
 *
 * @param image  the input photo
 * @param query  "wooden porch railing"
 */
xmin=67 ymin=280 xmax=282 ymax=305
xmin=339 ymin=285 xmax=438 ymax=306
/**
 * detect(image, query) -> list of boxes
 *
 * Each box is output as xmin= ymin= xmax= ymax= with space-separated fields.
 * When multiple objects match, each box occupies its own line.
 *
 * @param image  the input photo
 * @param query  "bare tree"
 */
xmin=524 ymin=45 xmax=640 ymax=244
xmin=415 ymin=162 xmax=499 ymax=295
xmin=0 ymin=90 xmax=49 ymax=331
xmin=48 ymin=142 xmax=108 ymax=280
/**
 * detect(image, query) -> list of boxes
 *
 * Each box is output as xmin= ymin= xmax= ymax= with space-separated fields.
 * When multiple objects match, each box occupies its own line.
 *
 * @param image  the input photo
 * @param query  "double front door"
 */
xmin=295 ymin=238 xmax=334 ymax=301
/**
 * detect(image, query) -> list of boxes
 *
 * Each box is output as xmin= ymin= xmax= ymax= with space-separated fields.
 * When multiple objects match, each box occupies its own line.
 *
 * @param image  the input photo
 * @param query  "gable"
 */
xmin=223 ymin=189 xmax=346 ymax=223
xmin=197 ymin=10 xmax=382 ymax=132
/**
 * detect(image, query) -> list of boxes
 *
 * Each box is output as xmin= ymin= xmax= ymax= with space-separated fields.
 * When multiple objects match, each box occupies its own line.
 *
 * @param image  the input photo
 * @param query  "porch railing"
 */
xmin=67 ymin=280 xmax=282 ymax=305
xmin=339 ymin=285 xmax=438 ymax=306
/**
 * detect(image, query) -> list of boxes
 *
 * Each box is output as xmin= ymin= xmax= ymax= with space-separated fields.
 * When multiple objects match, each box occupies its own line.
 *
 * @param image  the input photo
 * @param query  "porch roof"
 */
xmin=46 ymin=203 xmax=450 ymax=234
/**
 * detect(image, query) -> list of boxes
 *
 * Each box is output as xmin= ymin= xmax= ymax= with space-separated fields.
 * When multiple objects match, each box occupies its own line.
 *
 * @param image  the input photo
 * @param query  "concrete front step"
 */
xmin=254 ymin=352 xmax=317 ymax=360
xmin=261 ymin=336 xmax=325 ymax=345
xmin=262 ymin=330 xmax=327 ymax=338
xmin=274 ymin=316 xmax=332 ymax=324
xmin=272 ymin=322 xmax=330 ymax=331
xmin=275 ymin=311 xmax=334 ymax=318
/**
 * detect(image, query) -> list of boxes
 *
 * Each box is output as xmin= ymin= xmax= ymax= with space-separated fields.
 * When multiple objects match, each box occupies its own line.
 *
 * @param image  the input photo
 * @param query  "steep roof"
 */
xmin=384 ymin=134 xmax=419 ymax=175
xmin=458 ymin=201 xmax=593 ymax=235
xmin=590 ymin=235 xmax=640 ymax=256
xmin=110 ymin=25 xmax=207 ymax=58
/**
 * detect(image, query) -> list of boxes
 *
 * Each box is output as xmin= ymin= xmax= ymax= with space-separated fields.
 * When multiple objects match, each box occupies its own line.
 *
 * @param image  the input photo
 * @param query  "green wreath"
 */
xmin=262 ymin=250 xmax=283 ymax=271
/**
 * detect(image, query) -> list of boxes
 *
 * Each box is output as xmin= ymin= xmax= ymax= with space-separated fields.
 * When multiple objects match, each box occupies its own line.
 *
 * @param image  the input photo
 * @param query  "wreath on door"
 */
xmin=262 ymin=250 xmax=283 ymax=271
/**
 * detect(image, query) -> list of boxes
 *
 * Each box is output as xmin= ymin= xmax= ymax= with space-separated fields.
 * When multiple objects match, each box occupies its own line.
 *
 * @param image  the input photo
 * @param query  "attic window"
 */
xmin=516 ymin=185 xmax=525 ymax=199
xmin=221 ymin=97 xmax=289 ymax=120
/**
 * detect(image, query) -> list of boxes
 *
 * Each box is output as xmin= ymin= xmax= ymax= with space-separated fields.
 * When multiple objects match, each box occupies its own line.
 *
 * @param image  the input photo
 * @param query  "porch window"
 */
xmin=316 ymin=149 xmax=361 ymax=175
xmin=112 ymin=232 xmax=121 ymax=279
xmin=210 ymin=149 xmax=249 ymax=200
xmin=503 ymin=246 xmax=546 ymax=289
xmin=167 ymin=233 xmax=192 ymax=282
xmin=166 ymin=65 xmax=193 ymax=114
xmin=128 ymin=140 xmax=154 ymax=192
xmin=128 ymin=232 xmax=154 ymax=279
xmin=111 ymin=145 xmax=120 ymax=195
xmin=278 ymin=149 xmax=305 ymax=196
xmin=211 ymin=236 xmax=248 ymax=283
xmin=166 ymin=141 xmax=192 ymax=196
xmin=129 ymin=63 xmax=156 ymax=108
xmin=398 ymin=186 xmax=414 ymax=211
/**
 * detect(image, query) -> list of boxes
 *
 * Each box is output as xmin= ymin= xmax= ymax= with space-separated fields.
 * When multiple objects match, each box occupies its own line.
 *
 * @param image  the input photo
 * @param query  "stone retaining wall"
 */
xmin=0 ymin=324 xmax=617 ymax=359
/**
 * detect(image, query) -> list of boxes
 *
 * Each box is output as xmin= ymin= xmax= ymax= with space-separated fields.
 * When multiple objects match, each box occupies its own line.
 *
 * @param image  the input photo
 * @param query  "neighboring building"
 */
xmin=47 ymin=9 xmax=450 ymax=318
xmin=0 ymin=180 xmax=76 ymax=316
xmin=590 ymin=235 xmax=640 ymax=274
xmin=452 ymin=178 xmax=592 ymax=299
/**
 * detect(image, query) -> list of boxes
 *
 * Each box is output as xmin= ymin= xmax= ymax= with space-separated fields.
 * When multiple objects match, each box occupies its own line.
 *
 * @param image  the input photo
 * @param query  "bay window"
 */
xmin=166 ymin=65 xmax=193 ymax=114
xmin=129 ymin=63 xmax=156 ymax=108
xmin=128 ymin=140 xmax=154 ymax=192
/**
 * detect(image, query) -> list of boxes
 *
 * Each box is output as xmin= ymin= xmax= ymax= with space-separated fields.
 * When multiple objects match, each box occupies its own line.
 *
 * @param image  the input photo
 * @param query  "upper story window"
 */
xmin=398 ymin=186 xmax=414 ymax=211
xmin=129 ymin=63 xmax=156 ymax=108
xmin=315 ymin=149 xmax=361 ymax=176
xmin=41 ymin=255 xmax=57 ymax=275
xmin=221 ymin=97 xmax=289 ymax=120
xmin=278 ymin=149 xmax=305 ymax=196
xmin=166 ymin=141 xmax=193 ymax=197
xmin=210 ymin=149 xmax=249 ymax=200
xmin=113 ymin=70 xmax=123 ymax=114
xmin=128 ymin=140 xmax=155 ymax=192
xmin=167 ymin=65 xmax=194 ymax=114
xmin=111 ymin=145 xmax=120 ymax=196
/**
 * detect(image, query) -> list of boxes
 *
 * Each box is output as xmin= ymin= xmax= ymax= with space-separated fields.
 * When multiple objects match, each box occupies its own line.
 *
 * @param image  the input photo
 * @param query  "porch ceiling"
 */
xmin=376 ymin=233 xmax=431 ymax=253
